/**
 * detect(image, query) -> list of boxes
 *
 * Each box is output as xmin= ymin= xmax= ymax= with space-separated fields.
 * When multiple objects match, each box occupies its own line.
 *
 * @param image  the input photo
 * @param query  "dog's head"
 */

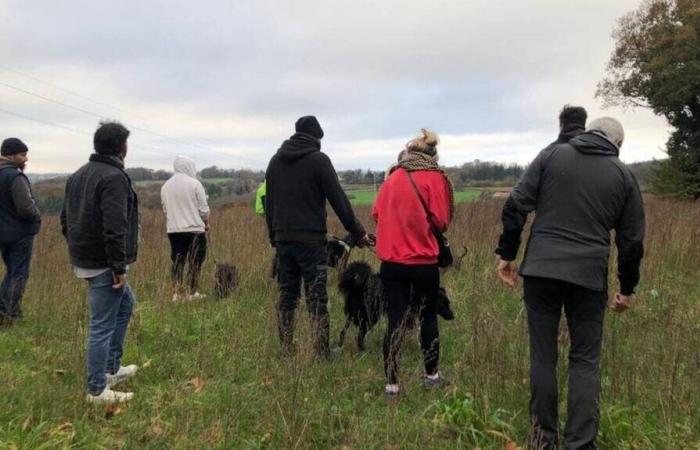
xmin=327 ymin=236 xmax=351 ymax=268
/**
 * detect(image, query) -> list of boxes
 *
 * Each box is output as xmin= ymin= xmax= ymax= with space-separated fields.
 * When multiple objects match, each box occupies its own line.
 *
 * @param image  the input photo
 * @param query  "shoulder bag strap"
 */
xmin=404 ymin=170 xmax=437 ymax=232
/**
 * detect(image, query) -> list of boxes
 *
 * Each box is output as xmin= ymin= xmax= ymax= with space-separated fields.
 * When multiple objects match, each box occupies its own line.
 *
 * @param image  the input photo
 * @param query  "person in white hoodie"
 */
xmin=161 ymin=156 xmax=210 ymax=301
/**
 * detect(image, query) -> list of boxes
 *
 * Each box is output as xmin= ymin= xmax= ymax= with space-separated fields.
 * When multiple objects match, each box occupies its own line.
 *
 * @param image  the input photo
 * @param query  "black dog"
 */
xmin=328 ymin=237 xmax=454 ymax=351
xmin=214 ymin=263 xmax=238 ymax=299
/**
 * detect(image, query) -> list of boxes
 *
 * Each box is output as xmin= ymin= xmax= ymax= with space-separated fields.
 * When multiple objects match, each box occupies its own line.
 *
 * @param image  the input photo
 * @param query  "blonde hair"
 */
xmin=406 ymin=128 xmax=439 ymax=153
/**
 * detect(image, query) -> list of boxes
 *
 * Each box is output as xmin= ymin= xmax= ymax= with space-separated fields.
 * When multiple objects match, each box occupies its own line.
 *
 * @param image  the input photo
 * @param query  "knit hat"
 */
xmin=295 ymin=116 xmax=324 ymax=140
xmin=1 ymin=138 xmax=29 ymax=156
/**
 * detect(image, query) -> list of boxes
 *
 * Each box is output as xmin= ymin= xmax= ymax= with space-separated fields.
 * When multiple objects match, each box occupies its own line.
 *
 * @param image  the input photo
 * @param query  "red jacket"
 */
xmin=372 ymin=168 xmax=451 ymax=265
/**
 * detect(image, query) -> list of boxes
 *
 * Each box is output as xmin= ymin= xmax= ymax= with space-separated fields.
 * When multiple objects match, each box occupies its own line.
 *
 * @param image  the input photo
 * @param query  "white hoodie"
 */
xmin=161 ymin=156 xmax=210 ymax=233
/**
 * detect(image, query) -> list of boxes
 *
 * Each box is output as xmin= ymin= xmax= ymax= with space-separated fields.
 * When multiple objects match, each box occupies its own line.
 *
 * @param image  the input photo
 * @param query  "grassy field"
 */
xmin=1 ymin=198 xmax=699 ymax=448
xmin=346 ymin=189 xmax=482 ymax=205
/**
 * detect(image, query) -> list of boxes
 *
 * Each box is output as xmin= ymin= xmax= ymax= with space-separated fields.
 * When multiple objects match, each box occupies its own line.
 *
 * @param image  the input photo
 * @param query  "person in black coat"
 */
xmin=553 ymin=105 xmax=587 ymax=145
xmin=0 ymin=138 xmax=41 ymax=326
xmin=496 ymin=117 xmax=645 ymax=449
xmin=265 ymin=115 xmax=369 ymax=359
xmin=61 ymin=121 xmax=140 ymax=404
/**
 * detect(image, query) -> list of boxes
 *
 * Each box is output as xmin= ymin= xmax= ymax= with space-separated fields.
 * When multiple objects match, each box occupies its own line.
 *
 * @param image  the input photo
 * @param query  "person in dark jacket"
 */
xmin=265 ymin=115 xmax=368 ymax=359
xmin=553 ymin=105 xmax=587 ymax=145
xmin=61 ymin=121 xmax=140 ymax=404
xmin=0 ymin=138 xmax=41 ymax=326
xmin=495 ymin=117 xmax=645 ymax=449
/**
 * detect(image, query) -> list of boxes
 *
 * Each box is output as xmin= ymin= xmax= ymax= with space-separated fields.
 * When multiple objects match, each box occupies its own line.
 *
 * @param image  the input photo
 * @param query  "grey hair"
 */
xmin=587 ymin=117 xmax=625 ymax=147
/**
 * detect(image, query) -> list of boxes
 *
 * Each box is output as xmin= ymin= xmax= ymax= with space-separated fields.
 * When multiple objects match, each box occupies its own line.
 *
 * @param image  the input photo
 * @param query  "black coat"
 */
xmin=497 ymin=131 xmax=645 ymax=295
xmin=265 ymin=133 xmax=365 ymax=243
xmin=61 ymin=154 xmax=139 ymax=274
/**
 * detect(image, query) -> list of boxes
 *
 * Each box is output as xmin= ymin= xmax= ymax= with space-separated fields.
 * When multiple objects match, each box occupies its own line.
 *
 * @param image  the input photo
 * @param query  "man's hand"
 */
xmin=112 ymin=273 xmax=127 ymax=289
xmin=356 ymin=233 xmax=375 ymax=248
xmin=610 ymin=293 xmax=632 ymax=313
xmin=497 ymin=258 xmax=518 ymax=287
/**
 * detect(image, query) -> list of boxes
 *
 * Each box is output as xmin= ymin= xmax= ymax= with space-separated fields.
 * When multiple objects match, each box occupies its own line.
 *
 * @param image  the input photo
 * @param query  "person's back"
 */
xmin=265 ymin=115 xmax=366 ymax=359
xmin=161 ymin=156 xmax=209 ymax=234
xmin=63 ymin=154 xmax=138 ymax=271
xmin=496 ymin=117 xmax=644 ymax=449
xmin=265 ymin=116 xmax=364 ymax=243
xmin=374 ymin=168 xmax=451 ymax=265
xmin=519 ymin=131 xmax=640 ymax=290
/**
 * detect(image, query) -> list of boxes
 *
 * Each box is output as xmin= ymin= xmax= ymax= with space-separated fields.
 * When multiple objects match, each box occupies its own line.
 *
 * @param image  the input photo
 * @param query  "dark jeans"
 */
xmin=0 ymin=235 xmax=34 ymax=320
xmin=276 ymin=242 xmax=328 ymax=315
xmin=380 ymin=261 xmax=440 ymax=384
xmin=86 ymin=270 xmax=135 ymax=395
xmin=524 ymin=276 xmax=607 ymax=450
xmin=276 ymin=242 xmax=329 ymax=356
xmin=168 ymin=232 xmax=207 ymax=294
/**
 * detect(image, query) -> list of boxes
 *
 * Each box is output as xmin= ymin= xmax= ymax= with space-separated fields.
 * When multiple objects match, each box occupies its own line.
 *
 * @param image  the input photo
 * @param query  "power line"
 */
xmin=0 ymin=66 xmax=268 ymax=166
xmin=0 ymin=106 xmax=161 ymax=155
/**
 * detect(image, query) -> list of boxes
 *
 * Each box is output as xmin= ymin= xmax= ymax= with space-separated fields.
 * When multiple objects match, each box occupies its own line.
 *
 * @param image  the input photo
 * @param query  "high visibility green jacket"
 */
xmin=255 ymin=181 xmax=266 ymax=216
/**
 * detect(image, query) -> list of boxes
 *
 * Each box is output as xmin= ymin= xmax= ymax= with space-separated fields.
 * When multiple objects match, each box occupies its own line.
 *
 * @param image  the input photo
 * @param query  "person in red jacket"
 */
xmin=372 ymin=128 xmax=454 ymax=398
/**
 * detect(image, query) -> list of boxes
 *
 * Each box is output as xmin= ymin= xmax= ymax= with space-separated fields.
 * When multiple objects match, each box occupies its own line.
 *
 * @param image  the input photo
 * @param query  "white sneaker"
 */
xmin=106 ymin=364 xmax=139 ymax=387
xmin=86 ymin=387 xmax=134 ymax=404
xmin=188 ymin=292 xmax=207 ymax=301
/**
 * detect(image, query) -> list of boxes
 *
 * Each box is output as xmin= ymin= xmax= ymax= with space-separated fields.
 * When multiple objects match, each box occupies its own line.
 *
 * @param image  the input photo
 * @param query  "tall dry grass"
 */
xmin=0 ymin=197 xmax=698 ymax=448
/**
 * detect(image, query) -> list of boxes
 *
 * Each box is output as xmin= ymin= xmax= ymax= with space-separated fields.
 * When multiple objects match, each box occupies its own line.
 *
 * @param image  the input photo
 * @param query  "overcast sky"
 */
xmin=0 ymin=0 xmax=670 ymax=173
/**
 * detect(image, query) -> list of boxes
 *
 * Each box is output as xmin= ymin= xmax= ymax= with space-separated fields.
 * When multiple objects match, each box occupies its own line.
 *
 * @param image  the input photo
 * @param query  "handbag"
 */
xmin=405 ymin=171 xmax=453 ymax=268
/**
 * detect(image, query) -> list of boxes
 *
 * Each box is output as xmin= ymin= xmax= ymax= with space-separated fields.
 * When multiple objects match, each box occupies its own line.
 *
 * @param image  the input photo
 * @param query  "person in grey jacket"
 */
xmin=495 ymin=117 xmax=645 ymax=449
xmin=0 ymin=138 xmax=41 ymax=326
xmin=61 ymin=121 xmax=140 ymax=404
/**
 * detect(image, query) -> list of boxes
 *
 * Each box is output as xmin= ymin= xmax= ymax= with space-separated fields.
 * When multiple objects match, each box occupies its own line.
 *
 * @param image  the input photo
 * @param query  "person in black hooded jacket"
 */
xmin=495 ymin=117 xmax=645 ymax=450
xmin=265 ymin=115 xmax=368 ymax=359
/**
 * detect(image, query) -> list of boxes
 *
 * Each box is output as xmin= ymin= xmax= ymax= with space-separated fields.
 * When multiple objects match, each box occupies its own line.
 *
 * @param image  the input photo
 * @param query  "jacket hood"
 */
xmin=0 ymin=157 xmax=20 ymax=170
xmin=276 ymin=132 xmax=321 ymax=162
xmin=569 ymin=131 xmax=620 ymax=157
xmin=173 ymin=155 xmax=198 ymax=178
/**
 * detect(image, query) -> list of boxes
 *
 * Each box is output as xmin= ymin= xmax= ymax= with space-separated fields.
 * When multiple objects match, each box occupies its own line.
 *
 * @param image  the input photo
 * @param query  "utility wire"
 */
xmin=0 ymin=66 xmax=268 ymax=166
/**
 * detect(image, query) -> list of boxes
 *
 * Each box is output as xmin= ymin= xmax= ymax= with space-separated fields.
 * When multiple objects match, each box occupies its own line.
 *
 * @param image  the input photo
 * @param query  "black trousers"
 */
xmin=0 ymin=235 xmax=34 ymax=320
xmin=276 ymin=242 xmax=328 ymax=316
xmin=380 ymin=261 xmax=440 ymax=384
xmin=168 ymin=232 xmax=207 ymax=294
xmin=524 ymin=276 xmax=607 ymax=450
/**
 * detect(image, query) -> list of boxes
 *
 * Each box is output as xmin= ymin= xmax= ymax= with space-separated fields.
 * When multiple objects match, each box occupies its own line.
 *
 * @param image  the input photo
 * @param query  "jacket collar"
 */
xmin=89 ymin=153 xmax=125 ymax=170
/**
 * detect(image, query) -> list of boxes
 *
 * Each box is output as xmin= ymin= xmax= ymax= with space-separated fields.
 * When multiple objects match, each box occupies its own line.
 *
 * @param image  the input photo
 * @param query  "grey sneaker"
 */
xmin=423 ymin=373 xmax=450 ymax=389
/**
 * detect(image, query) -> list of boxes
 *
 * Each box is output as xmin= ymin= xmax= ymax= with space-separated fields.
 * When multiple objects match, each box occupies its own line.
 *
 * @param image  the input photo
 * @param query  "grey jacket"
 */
xmin=496 ymin=131 xmax=645 ymax=294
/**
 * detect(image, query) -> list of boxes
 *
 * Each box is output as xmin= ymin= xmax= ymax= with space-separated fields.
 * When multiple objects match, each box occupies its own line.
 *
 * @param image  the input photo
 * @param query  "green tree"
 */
xmin=598 ymin=0 xmax=700 ymax=198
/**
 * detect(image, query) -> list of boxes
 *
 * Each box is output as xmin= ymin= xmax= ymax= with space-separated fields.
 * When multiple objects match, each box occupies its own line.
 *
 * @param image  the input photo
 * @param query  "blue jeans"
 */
xmin=0 ymin=235 xmax=34 ymax=320
xmin=86 ymin=271 xmax=135 ymax=395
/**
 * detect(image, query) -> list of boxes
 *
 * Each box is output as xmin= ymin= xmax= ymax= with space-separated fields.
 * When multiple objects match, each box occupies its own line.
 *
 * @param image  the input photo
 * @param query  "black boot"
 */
xmin=278 ymin=309 xmax=295 ymax=358
xmin=312 ymin=314 xmax=331 ymax=360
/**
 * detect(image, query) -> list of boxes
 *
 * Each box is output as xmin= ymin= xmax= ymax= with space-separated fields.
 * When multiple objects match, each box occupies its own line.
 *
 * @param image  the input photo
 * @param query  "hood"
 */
xmin=569 ymin=131 xmax=620 ymax=157
xmin=0 ymin=157 xmax=20 ymax=171
xmin=173 ymin=155 xmax=198 ymax=178
xmin=276 ymin=132 xmax=321 ymax=162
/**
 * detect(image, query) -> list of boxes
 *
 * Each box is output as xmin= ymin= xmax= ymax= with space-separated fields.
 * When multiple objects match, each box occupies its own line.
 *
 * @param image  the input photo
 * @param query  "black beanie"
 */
xmin=1 ymin=138 xmax=29 ymax=156
xmin=295 ymin=116 xmax=324 ymax=139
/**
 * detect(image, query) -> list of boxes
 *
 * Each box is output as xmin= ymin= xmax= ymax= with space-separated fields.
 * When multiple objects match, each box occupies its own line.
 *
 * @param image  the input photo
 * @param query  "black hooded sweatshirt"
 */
xmin=496 ymin=131 xmax=645 ymax=295
xmin=265 ymin=133 xmax=365 ymax=243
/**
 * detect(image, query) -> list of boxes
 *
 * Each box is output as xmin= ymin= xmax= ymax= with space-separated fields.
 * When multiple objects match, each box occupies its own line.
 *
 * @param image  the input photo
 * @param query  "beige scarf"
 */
xmin=397 ymin=150 xmax=455 ymax=221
